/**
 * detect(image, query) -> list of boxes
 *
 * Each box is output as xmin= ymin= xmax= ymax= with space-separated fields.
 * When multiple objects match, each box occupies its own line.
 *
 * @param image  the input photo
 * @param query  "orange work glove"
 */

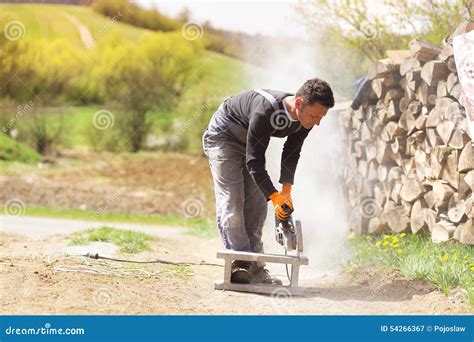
xmin=269 ymin=184 xmax=294 ymax=221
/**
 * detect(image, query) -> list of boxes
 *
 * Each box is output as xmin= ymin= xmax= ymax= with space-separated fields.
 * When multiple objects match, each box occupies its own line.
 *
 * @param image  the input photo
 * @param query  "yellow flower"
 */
xmin=400 ymin=233 xmax=407 ymax=238
xmin=383 ymin=241 xmax=389 ymax=246
xmin=464 ymin=256 xmax=468 ymax=260
xmin=393 ymin=243 xmax=400 ymax=248
xmin=392 ymin=236 xmax=399 ymax=243
xmin=347 ymin=268 xmax=353 ymax=273
xmin=375 ymin=241 xmax=382 ymax=247
xmin=383 ymin=235 xmax=391 ymax=240
xmin=441 ymin=255 xmax=449 ymax=262
xmin=470 ymin=266 xmax=474 ymax=271
xmin=397 ymin=249 xmax=402 ymax=254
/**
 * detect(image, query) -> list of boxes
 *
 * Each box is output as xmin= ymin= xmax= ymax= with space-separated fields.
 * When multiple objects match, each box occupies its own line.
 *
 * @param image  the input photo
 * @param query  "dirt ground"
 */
xmin=1 ymin=231 xmax=471 ymax=315
xmin=0 ymin=152 xmax=215 ymax=219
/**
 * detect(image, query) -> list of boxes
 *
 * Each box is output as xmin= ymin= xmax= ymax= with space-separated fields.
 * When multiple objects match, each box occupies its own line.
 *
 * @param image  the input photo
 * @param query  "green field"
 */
xmin=0 ymin=3 xmax=258 ymax=98
xmin=0 ymin=3 xmax=147 ymax=48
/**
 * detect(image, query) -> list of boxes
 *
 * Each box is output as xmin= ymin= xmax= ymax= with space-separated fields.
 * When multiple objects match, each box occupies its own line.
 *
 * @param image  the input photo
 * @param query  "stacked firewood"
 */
xmin=340 ymin=37 xmax=473 ymax=244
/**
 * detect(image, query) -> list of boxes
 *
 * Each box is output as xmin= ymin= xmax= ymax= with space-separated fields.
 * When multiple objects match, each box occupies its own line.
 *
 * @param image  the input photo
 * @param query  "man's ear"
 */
xmin=295 ymin=97 xmax=303 ymax=109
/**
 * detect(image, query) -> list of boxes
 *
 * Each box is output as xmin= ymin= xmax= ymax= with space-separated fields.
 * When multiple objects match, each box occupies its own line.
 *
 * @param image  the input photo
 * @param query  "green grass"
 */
xmin=0 ymin=3 xmax=149 ymax=48
xmin=0 ymin=134 xmax=41 ymax=163
xmin=184 ymin=51 xmax=260 ymax=101
xmin=347 ymin=232 xmax=474 ymax=308
xmin=22 ymin=206 xmax=217 ymax=238
xmin=60 ymin=106 xmax=99 ymax=147
xmin=70 ymin=226 xmax=154 ymax=253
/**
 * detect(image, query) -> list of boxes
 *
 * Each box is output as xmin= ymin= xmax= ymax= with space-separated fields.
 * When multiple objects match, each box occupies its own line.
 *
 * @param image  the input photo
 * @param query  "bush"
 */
xmin=0 ymin=16 xmax=37 ymax=102
xmin=84 ymin=120 xmax=125 ymax=152
xmin=92 ymin=0 xmax=179 ymax=32
xmin=0 ymin=98 xmax=18 ymax=136
xmin=16 ymin=108 xmax=65 ymax=155
xmin=94 ymin=32 xmax=204 ymax=152
xmin=0 ymin=134 xmax=41 ymax=163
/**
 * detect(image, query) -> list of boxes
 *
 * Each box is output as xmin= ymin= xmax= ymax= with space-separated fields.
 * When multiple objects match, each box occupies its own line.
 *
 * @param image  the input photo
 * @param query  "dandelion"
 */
xmin=392 ymin=236 xmax=399 ymax=243
xmin=383 ymin=241 xmax=389 ymax=246
xmin=470 ymin=266 xmax=474 ymax=271
xmin=441 ymin=254 xmax=449 ymax=262
xmin=393 ymin=243 xmax=400 ymax=248
xmin=383 ymin=235 xmax=391 ymax=240
xmin=397 ymin=249 xmax=402 ymax=253
xmin=400 ymin=233 xmax=407 ymax=238
xmin=375 ymin=241 xmax=382 ymax=247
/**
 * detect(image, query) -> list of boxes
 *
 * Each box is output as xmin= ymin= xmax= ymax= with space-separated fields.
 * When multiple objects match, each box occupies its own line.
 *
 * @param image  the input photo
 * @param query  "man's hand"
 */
xmin=281 ymin=183 xmax=293 ymax=208
xmin=269 ymin=184 xmax=293 ymax=221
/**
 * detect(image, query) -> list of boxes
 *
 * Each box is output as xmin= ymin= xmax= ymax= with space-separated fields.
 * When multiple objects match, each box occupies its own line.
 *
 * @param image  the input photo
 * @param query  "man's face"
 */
xmin=296 ymin=98 xmax=329 ymax=129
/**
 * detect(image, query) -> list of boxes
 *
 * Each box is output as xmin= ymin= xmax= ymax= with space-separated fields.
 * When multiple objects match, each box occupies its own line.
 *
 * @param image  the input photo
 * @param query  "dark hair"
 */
xmin=295 ymin=78 xmax=335 ymax=108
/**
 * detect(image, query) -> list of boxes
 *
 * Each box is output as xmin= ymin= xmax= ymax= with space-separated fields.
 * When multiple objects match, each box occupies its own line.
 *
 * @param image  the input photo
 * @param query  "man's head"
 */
xmin=295 ymin=78 xmax=335 ymax=129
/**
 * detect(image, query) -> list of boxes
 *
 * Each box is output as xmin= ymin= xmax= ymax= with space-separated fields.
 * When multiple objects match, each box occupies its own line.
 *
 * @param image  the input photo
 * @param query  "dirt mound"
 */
xmin=0 ymin=154 xmax=215 ymax=218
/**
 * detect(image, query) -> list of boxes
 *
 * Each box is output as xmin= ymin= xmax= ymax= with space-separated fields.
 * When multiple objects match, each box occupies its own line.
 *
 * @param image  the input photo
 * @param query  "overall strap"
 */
xmin=254 ymin=89 xmax=280 ymax=111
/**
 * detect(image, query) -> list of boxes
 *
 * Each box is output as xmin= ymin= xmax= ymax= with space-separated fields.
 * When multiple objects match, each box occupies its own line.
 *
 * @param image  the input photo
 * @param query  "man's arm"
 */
xmin=246 ymin=110 xmax=278 ymax=199
xmin=279 ymin=128 xmax=311 ymax=185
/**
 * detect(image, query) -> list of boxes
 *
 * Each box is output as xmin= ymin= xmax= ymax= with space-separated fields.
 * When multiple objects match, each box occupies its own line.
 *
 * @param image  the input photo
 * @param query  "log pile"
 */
xmin=340 ymin=37 xmax=473 ymax=244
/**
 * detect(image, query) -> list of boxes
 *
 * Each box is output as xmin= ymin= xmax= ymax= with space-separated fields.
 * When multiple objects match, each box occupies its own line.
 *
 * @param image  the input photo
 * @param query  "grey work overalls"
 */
xmin=202 ymin=89 xmax=281 ymax=257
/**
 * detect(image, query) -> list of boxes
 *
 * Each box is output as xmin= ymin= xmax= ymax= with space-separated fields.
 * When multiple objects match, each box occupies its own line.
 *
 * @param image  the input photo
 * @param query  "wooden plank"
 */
xmin=216 ymin=250 xmax=309 ymax=265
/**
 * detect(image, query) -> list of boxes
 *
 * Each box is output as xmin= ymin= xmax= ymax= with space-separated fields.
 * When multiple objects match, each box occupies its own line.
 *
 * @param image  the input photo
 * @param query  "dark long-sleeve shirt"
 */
xmin=221 ymin=89 xmax=312 ymax=198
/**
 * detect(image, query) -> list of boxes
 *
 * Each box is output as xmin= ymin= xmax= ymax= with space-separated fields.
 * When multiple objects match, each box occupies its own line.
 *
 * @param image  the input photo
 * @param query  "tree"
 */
xmin=96 ymin=32 xmax=203 ymax=152
xmin=296 ymin=0 xmax=471 ymax=96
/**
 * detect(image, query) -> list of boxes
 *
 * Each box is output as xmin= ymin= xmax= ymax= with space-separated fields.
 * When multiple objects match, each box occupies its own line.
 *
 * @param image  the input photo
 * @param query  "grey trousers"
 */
xmin=202 ymin=104 xmax=268 ymax=256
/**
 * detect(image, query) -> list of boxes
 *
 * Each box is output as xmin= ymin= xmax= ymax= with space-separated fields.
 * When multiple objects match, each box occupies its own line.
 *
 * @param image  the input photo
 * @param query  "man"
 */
xmin=202 ymin=78 xmax=335 ymax=285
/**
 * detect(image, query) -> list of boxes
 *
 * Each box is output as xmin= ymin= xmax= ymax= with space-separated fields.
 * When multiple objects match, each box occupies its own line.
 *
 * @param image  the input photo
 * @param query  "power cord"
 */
xmin=83 ymin=253 xmax=224 ymax=267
